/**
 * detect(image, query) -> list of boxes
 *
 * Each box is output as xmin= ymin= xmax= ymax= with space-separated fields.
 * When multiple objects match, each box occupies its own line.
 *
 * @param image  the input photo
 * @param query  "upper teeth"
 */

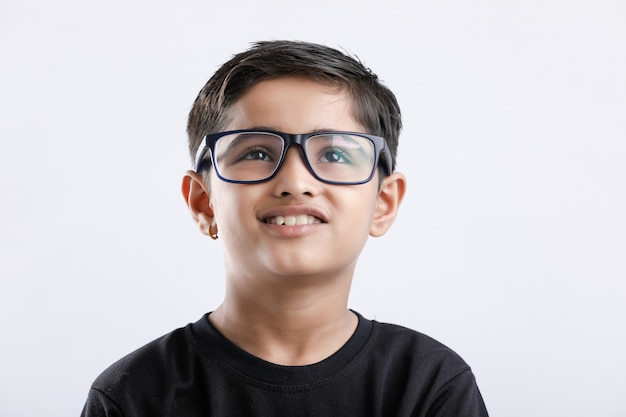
xmin=266 ymin=215 xmax=322 ymax=225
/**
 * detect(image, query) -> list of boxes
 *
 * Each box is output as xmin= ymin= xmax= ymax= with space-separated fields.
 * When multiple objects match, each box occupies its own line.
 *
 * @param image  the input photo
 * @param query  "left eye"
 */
xmin=319 ymin=148 xmax=350 ymax=163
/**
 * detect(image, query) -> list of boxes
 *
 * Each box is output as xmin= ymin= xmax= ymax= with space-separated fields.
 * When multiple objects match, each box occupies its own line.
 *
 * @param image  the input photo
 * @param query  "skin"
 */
xmin=181 ymin=76 xmax=406 ymax=366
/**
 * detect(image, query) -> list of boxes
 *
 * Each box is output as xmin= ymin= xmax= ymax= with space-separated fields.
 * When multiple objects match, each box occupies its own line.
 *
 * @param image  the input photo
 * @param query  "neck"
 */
xmin=209 ymin=272 xmax=358 ymax=366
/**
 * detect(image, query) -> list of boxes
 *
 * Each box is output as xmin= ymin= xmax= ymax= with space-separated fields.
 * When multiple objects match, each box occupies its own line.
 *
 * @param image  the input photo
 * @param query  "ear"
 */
xmin=370 ymin=172 xmax=407 ymax=237
xmin=181 ymin=170 xmax=215 ymax=236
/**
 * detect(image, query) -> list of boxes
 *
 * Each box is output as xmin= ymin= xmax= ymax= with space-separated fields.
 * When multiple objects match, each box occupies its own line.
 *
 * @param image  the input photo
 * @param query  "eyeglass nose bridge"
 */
xmin=270 ymin=132 xmax=322 ymax=182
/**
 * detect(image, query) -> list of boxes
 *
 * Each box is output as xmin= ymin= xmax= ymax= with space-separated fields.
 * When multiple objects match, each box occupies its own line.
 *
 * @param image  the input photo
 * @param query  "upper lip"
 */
xmin=259 ymin=205 xmax=328 ymax=223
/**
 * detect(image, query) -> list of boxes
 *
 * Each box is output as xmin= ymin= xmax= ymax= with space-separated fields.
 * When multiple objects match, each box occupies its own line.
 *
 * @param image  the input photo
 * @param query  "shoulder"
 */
xmin=81 ymin=321 xmax=200 ymax=416
xmin=88 ymin=320 xmax=199 ymax=401
xmin=367 ymin=319 xmax=472 ymax=382
xmin=360 ymin=319 xmax=489 ymax=416
xmin=370 ymin=320 xmax=466 ymax=358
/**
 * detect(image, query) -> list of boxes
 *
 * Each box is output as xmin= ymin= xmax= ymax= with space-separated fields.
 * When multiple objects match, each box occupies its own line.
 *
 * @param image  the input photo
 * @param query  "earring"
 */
xmin=208 ymin=224 xmax=219 ymax=240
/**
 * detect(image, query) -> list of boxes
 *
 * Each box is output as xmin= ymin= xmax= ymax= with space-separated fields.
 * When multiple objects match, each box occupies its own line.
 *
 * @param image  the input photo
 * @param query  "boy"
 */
xmin=81 ymin=40 xmax=489 ymax=416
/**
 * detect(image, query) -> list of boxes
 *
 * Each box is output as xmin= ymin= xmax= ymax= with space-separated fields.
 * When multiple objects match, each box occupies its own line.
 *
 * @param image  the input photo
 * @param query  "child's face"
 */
xmin=204 ymin=76 xmax=391 ymax=281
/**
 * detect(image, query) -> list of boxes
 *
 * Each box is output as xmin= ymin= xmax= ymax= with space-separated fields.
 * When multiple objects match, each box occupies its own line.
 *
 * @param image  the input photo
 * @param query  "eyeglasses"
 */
xmin=194 ymin=129 xmax=392 ymax=185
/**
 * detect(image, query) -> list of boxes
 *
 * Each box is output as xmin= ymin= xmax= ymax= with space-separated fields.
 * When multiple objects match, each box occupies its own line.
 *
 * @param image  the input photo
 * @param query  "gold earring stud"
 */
xmin=208 ymin=225 xmax=218 ymax=240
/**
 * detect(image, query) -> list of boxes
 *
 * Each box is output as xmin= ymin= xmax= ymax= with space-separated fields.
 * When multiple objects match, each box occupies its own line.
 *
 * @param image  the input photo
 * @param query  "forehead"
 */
xmin=223 ymin=76 xmax=363 ymax=134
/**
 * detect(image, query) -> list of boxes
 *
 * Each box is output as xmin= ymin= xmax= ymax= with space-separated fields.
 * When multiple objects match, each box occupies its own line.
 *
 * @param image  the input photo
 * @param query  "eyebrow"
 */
xmin=244 ymin=126 xmax=362 ymax=134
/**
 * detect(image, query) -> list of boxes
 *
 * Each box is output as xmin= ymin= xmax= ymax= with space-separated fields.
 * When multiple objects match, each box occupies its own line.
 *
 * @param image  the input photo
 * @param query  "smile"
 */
xmin=264 ymin=215 xmax=323 ymax=225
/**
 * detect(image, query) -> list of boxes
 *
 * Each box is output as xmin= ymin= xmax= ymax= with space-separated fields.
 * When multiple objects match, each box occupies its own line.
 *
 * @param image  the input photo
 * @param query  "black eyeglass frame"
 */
xmin=194 ymin=129 xmax=393 ymax=185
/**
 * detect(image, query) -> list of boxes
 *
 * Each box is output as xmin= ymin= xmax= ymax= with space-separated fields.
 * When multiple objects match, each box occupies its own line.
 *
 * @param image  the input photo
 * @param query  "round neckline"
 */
xmin=190 ymin=310 xmax=373 ymax=388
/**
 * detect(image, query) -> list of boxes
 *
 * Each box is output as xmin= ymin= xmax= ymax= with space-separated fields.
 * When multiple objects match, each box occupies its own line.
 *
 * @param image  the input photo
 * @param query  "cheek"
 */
xmin=210 ymin=183 xmax=235 ymax=223
xmin=211 ymin=185 xmax=261 ymax=231
xmin=338 ymin=189 xmax=378 ymax=229
xmin=213 ymin=196 xmax=239 ymax=225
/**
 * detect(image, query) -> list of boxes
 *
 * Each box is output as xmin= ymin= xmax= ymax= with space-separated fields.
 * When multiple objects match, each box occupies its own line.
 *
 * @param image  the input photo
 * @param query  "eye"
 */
xmin=319 ymin=147 xmax=350 ymax=164
xmin=241 ymin=147 xmax=273 ymax=162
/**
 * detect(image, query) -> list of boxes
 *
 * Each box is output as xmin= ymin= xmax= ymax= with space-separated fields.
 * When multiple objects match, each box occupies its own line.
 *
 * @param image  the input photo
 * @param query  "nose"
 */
xmin=270 ymin=146 xmax=320 ymax=196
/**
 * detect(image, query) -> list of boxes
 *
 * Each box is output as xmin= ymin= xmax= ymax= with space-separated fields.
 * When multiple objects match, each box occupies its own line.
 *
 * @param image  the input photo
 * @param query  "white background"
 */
xmin=1 ymin=1 xmax=625 ymax=416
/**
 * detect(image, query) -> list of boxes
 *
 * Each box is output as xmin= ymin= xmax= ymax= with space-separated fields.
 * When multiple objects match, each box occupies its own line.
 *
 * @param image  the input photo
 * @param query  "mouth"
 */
xmin=263 ymin=214 xmax=324 ymax=226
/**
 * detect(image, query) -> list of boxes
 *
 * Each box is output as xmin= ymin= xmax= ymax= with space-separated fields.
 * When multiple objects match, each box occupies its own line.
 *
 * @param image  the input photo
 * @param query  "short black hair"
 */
xmin=187 ymin=40 xmax=402 ymax=172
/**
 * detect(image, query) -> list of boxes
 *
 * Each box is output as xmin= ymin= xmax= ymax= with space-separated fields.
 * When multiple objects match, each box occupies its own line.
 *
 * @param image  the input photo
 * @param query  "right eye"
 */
xmin=239 ymin=147 xmax=274 ymax=162
xmin=215 ymin=133 xmax=284 ymax=169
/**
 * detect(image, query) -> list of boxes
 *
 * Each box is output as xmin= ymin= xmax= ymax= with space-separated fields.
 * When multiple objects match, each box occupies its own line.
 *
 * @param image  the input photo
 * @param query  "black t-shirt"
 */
xmin=81 ymin=312 xmax=488 ymax=416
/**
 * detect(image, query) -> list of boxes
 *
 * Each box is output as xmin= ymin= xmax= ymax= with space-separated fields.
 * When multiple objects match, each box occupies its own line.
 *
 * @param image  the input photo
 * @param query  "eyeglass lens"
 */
xmin=213 ymin=132 xmax=376 ymax=183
